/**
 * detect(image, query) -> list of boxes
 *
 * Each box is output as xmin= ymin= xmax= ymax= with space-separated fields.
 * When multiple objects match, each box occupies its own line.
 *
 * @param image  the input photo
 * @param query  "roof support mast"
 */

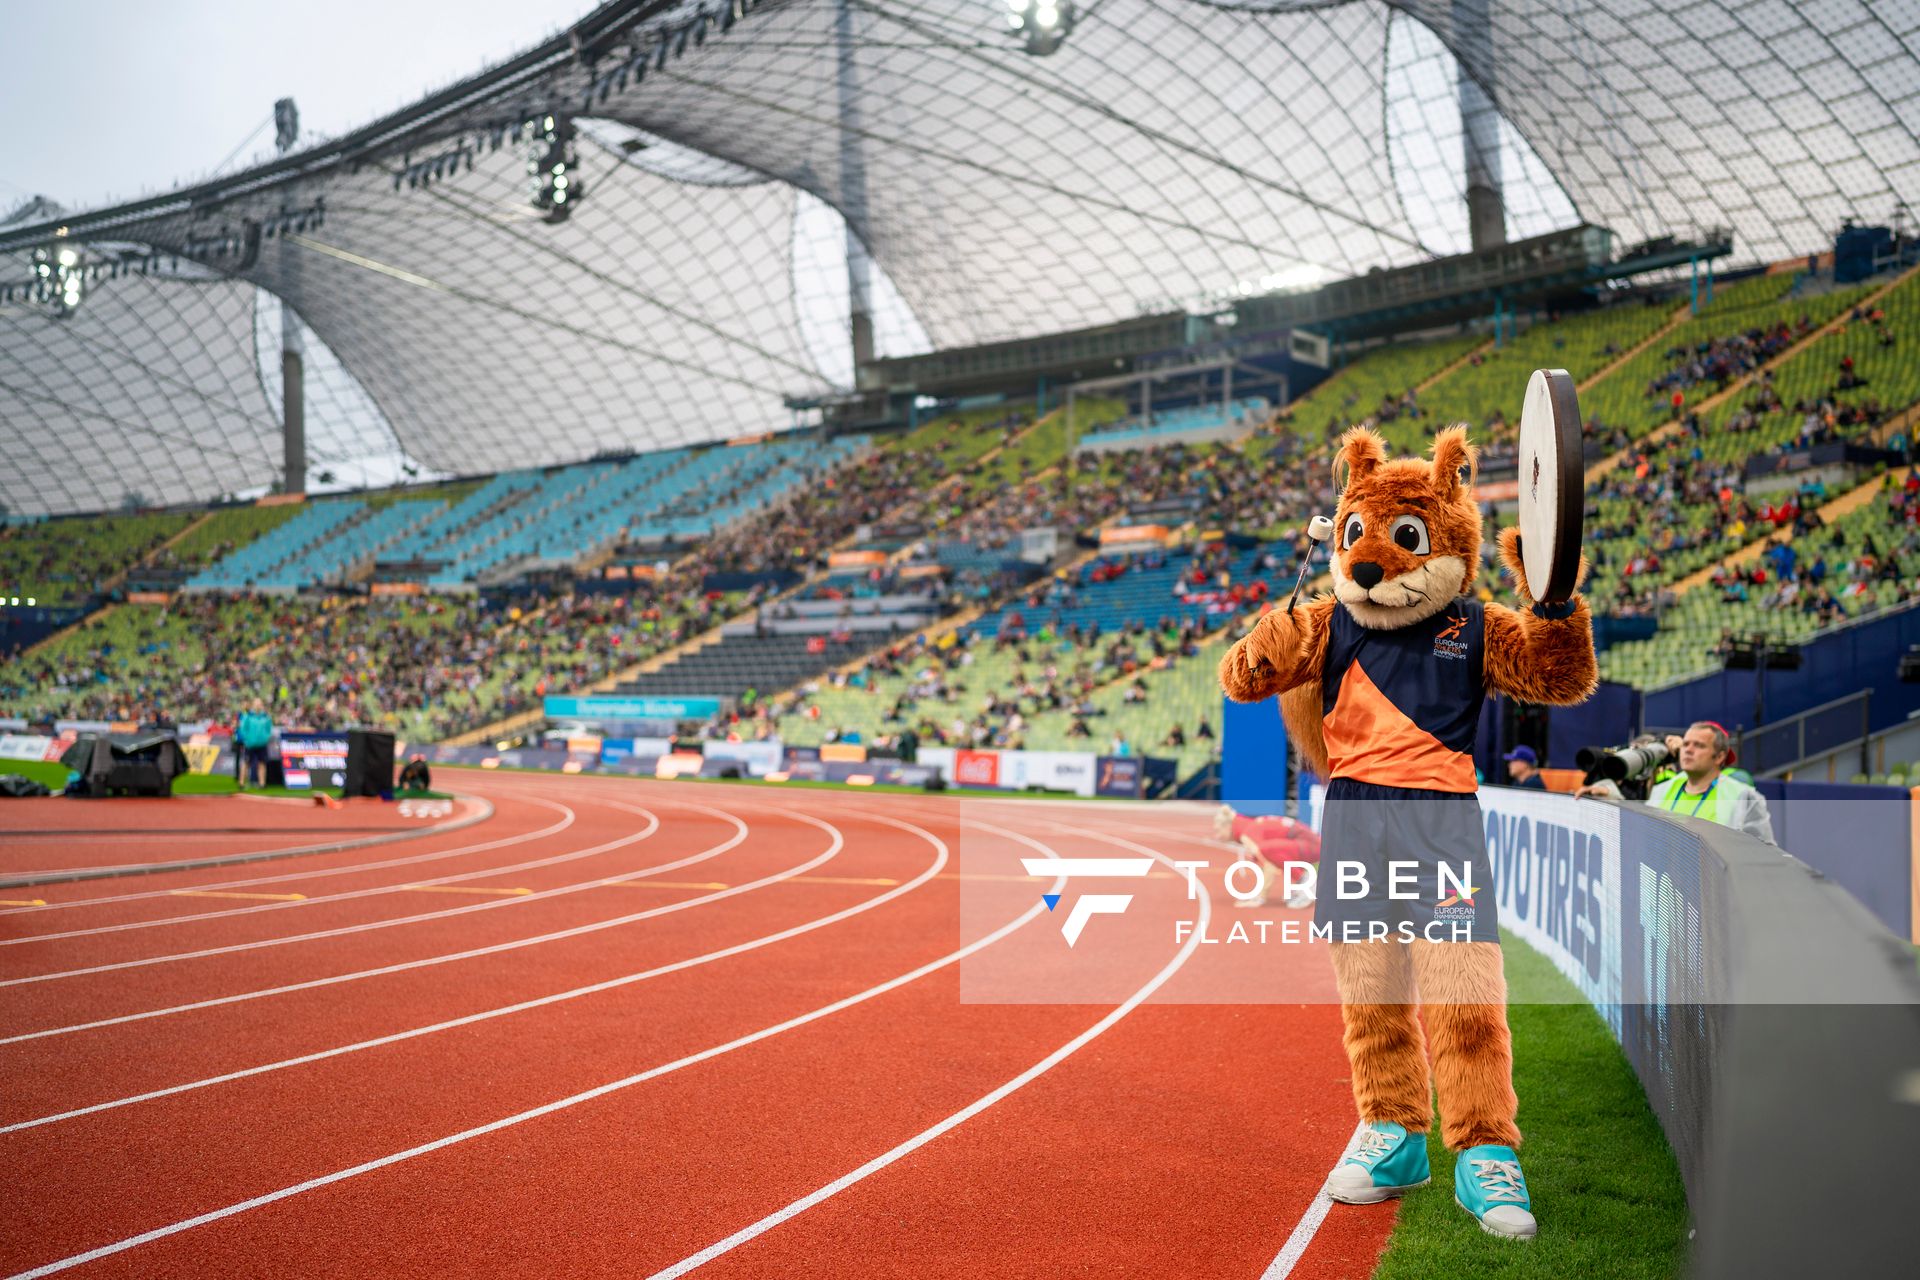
xmin=275 ymin=97 xmax=307 ymax=497
xmin=836 ymin=0 xmax=875 ymax=377
xmin=1455 ymin=0 xmax=1506 ymax=254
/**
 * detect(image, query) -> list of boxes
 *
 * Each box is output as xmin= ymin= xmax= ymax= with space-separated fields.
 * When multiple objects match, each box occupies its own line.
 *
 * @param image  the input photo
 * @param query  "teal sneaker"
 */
xmin=1325 ymin=1121 xmax=1431 ymax=1204
xmin=1454 ymin=1145 xmax=1536 ymax=1238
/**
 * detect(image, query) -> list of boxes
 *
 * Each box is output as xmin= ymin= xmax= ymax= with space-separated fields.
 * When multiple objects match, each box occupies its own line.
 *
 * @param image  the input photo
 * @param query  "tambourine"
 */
xmin=1517 ymin=368 xmax=1585 ymax=605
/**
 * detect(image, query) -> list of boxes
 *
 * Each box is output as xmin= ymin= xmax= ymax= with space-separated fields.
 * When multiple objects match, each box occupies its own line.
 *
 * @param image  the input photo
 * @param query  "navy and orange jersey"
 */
xmin=1319 ymin=596 xmax=1484 ymax=793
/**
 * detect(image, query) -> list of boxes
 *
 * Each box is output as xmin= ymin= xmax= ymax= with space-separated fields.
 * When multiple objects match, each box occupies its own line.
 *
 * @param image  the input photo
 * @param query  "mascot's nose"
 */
xmin=1350 ymin=561 xmax=1385 ymax=590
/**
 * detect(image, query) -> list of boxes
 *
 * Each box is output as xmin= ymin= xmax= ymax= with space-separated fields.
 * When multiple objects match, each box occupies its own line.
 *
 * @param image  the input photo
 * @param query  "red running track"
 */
xmin=0 ymin=773 xmax=1396 ymax=1278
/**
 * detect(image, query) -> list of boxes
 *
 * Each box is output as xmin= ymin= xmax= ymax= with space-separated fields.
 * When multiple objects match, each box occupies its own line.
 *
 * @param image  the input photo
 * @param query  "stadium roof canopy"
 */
xmin=4 ymin=0 xmax=1917 ymax=516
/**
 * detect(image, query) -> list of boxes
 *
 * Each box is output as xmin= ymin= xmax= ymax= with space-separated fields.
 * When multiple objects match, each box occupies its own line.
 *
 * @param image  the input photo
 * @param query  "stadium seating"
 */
xmin=1280 ymin=333 xmax=1484 ymax=450
xmin=1 ymin=588 xmax=723 ymax=741
xmin=153 ymin=503 xmax=307 ymax=571
xmin=612 ymin=631 xmax=875 ymax=704
xmin=771 ymin=626 xmax=1228 ymax=778
xmin=1689 ymin=269 xmax=1920 ymax=463
xmin=964 ymin=545 xmax=1277 ymax=641
xmin=0 ymin=510 xmax=194 ymax=605
xmin=1596 ymin=487 xmax=1917 ymax=688
xmin=1577 ymin=272 xmax=1876 ymax=438
xmin=1416 ymin=299 xmax=1681 ymax=431
xmin=185 ymin=500 xmax=369 ymax=591
xmin=1080 ymin=397 xmax=1271 ymax=448
xmin=184 ymin=435 xmax=870 ymax=591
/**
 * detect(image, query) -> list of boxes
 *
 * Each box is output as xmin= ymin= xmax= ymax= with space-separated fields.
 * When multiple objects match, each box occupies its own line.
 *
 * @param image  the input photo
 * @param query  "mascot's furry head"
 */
xmin=1328 ymin=424 xmax=1481 ymax=630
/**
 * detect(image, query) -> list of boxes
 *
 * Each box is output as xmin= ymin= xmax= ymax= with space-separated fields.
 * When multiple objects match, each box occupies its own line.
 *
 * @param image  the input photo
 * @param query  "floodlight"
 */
xmin=1002 ymin=0 xmax=1074 ymax=55
xmin=527 ymin=115 xmax=584 ymax=223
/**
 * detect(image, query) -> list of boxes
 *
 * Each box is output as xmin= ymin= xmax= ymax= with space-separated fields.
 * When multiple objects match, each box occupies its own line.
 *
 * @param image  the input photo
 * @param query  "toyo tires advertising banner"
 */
xmin=1477 ymin=787 xmax=1624 ymax=1020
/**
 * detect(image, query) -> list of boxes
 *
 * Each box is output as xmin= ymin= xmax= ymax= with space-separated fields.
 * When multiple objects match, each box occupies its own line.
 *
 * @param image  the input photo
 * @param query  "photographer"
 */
xmin=1579 ymin=721 xmax=1775 ymax=844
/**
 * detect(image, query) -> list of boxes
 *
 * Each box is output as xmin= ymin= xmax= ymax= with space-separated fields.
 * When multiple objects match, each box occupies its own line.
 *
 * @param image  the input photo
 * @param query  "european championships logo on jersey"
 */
xmin=1434 ymin=879 xmax=1479 ymax=921
xmin=1433 ymin=614 xmax=1470 ymax=660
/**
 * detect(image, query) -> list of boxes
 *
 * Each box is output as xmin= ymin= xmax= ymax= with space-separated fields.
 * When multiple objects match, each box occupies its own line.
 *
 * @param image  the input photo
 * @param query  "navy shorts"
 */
xmin=1312 ymin=777 xmax=1500 ymax=944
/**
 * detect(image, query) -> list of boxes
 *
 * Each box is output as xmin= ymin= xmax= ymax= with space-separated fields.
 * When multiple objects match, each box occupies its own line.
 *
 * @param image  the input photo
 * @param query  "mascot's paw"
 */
xmin=1247 ymin=606 xmax=1301 ymax=671
xmin=1325 ymin=1122 xmax=1431 ymax=1205
xmin=1454 ymin=1146 xmax=1537 ymax=1239
xmin=1495 ymin=527 xmax=1533 ymax=600
xmin=1217 ymin=644 xmax=1272 ymax=703
xmin=1497 ymin=527 xmax=1588 ymax=604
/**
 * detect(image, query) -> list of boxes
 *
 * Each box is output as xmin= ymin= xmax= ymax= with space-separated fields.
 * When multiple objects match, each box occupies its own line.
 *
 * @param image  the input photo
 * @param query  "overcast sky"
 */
xmin=0 ymin=0 xmax=600 ymax=214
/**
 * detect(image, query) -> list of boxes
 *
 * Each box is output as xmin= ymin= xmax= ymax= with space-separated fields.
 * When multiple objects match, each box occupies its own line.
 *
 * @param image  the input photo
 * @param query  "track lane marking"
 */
xmin=2 ymin=814 xmax=1054 ymax=1278
xmin=0 ymin=806 xmax=673 ymax=985
xmin=991 ymin=804 xmax=1363 ymax=1280
xmin=167 ymin=892 xmax=308 ymax=903
xmin=0 ymin=798 xmax=581 ymax=938
xmin=0 ymin=803 xmax=774 ymax=1043
xmin=1261 ymin=1123 xmax=1366 ymax=1279
xmin=397 ymin=886 xmax=531 ymax=897
xmin=644 ymin=816 xmax=1209 ymax=1277
xmin=0 ymin=810 xmax=939 ymax=1134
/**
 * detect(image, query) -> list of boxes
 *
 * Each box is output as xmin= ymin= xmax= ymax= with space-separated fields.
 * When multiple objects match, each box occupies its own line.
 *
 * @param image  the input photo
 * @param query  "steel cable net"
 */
xmin=237 ymin=134 xmax=820 ymax=477
xmin=0 ymin=258 xmax=283 ymax=516
xmin=3 ymin=0 xmax=1917 ymax=514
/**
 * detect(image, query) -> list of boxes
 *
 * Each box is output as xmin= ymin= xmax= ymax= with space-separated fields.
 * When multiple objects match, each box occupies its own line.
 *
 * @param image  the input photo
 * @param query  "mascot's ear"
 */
xmin=1428 ymin=425 xmax=1478 ymax=501
xmin=1333 ymin=427 xmax=1388 ymax=493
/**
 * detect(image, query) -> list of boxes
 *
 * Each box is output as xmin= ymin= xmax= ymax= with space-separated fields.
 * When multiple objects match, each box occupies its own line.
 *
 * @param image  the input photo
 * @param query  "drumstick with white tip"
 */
xmin=1287 ymin=516 xmax=1335 ymax=613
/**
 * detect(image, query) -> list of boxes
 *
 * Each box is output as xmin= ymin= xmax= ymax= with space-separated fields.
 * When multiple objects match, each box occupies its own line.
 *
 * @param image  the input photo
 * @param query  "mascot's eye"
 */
xmin=1342 ymin=514 xmax=1364 ymax=548
xmin=1390 ymin=515 xmax=1430 ymax=554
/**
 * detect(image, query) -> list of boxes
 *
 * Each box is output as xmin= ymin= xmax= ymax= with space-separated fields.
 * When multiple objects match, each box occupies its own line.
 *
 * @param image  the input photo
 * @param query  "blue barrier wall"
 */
xmin=1221 ymin=695 xmax=1289 ymax=815
xmin=1644 ymin=602 xmax=1920 ymax=736
xmin=1753 ymin=778 xmax=1913 ymax=940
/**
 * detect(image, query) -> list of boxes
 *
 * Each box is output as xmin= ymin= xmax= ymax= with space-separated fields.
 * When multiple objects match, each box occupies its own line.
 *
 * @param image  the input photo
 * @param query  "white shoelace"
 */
xmin=1352 ymin=1128 xmax=1397 ymax=1165
xmin=1470 ymin=1158 xmax=1528 ymax=1203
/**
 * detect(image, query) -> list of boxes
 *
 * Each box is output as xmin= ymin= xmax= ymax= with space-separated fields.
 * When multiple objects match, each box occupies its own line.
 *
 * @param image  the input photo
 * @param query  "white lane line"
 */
xmin=0 ymin=799 xmax=586 ymax=947
xmin=0 ymin=804 xmax=675 ymax=984
xmin=5 ymin=823 xmax=1063 ymax=1280
xmin=1260 ymin=1123 xmax=1365 ymax=1280
xmin=1038 ymin=805 xmax=1361 ymax=1280
xmin=0 ymin=812 xmax=939 ymax=1134
xmin=0 ymin=797 xmax=579 ymax=932
xmin=0 ymin=804 xmax=793 ymax=1044
xmin=645 ymin=815 xmax=1211 ymax=1278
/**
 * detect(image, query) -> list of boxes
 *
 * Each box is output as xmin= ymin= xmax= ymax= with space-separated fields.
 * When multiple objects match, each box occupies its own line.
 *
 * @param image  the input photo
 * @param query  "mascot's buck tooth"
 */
xmin=1218 ymin=424 xmax=1598 ymax=1240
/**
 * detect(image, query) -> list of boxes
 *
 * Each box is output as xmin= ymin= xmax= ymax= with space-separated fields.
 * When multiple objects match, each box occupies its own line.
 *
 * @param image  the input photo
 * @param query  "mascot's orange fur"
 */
xmin=1220 ymin=425 xmax=1596 ymax=1208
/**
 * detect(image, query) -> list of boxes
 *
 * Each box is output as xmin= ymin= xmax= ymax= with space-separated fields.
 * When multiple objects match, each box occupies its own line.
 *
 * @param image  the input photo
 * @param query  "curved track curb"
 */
xmin=0 ymin=794 xmax=495 ymax=890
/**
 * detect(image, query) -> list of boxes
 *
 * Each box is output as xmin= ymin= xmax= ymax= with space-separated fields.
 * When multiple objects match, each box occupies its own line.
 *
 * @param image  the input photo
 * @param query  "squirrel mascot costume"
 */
xmin=1219 ymin=425 xmax=1596 ymax=1239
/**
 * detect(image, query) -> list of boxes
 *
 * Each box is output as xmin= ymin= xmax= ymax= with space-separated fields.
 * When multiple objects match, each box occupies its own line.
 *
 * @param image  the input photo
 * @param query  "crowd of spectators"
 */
xmin=756 ymin=613 xmax=1213 ymax=754
xmin=0 ymin=586 xmax=731 ymax=740
xmin=1645 ymin=316 xmax=1820 ymax=406
xmin=684 ymin=410 xmax=1030 ymax=579
xmin=933 ymin=436 xmax=1332 ymax=554
xmin=1709 ymin=480 xmax=1920 ymax=626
